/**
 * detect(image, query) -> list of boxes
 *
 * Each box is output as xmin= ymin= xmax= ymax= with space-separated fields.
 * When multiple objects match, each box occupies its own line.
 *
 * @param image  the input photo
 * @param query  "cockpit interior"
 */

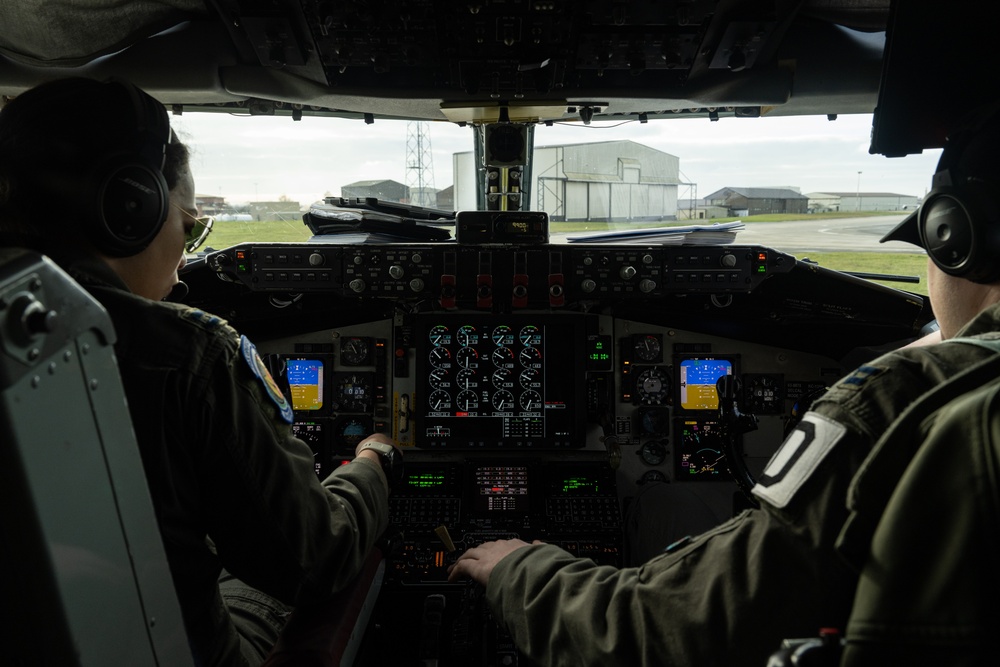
xmin=1 ymin=1 xmax=991 ymax=665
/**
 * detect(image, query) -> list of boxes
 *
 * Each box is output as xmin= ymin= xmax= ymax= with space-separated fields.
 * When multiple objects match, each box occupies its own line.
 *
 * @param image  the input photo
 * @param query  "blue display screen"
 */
xmin=678 ymin=358 xmax=732 ymax=411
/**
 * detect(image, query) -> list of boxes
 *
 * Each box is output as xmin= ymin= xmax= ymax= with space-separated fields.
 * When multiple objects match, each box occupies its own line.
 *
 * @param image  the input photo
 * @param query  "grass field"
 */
xmin=201 ymin=212 xmax=929 ymax=296
xmin=793 ymin=251 xmax=928 ymax=295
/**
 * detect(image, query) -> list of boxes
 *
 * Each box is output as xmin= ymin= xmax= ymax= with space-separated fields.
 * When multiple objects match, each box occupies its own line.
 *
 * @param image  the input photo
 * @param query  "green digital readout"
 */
xmin=586 ymin=334 xmax=612 ymax=371
xmin=560 ymin=476 xmax=597 ymax=494
xmin=407 ymin=472 xmax=446 ymax=489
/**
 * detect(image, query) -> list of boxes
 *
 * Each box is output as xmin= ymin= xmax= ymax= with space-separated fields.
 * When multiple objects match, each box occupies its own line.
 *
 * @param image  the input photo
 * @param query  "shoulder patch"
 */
xmin=752 ymin=412 xmax=846 ymax=509
xmin=240 ymin=336 xmax=294 ymax=424
xmin=837 ymin=364 xmax=887 ymax=391
xmin=181 ymin=308 xmax=226 ymax=331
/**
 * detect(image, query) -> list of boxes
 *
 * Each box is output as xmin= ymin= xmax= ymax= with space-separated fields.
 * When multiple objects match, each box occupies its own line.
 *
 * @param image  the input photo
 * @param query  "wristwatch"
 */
xmin=357 ymin=441 xmax=404 ymax=491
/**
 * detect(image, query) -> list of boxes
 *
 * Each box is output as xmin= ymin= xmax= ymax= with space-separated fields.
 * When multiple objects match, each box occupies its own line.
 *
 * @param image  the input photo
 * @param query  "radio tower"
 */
xmin=405 ymin=121 xmax=436 ymax=207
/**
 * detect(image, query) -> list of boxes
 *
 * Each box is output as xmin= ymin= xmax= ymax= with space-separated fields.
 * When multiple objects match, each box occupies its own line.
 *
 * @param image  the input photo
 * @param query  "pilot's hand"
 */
xmin=354 ymin=432 xmax=399 ymax=463
xmin=447 ymin=539 xmax=539 ymax=586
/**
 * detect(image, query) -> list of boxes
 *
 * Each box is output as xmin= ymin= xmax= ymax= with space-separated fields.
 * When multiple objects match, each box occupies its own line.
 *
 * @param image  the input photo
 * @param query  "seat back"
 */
xmin=0 ymin=248 xmax=193 ymax=666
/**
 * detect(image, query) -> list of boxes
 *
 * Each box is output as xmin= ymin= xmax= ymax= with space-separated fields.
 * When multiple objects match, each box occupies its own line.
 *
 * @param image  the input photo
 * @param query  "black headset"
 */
xmin=917 ymin=107 xmax=1000 ymax=284
xmin=74 ymin=79 xmax=173 ymax=257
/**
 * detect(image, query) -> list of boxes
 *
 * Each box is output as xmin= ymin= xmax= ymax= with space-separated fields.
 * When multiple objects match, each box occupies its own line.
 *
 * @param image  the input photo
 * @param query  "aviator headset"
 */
xmin=14 ymin=79 xmax=173 ymax=257
xmin=913 ymin=106 xmax=1000 ymax=284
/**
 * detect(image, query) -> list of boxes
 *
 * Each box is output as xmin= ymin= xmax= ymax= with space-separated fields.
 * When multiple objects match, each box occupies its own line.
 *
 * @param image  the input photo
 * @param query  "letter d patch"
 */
xmin=752 ymin=413 xmax=845 ymax=509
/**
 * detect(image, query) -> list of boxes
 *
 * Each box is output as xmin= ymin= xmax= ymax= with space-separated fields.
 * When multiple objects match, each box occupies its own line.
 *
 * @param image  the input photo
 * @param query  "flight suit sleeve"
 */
xmin=190 ymin=331 xmax=389 ymax=604
xmin=486 ymin=507 xmax=853 ymax=667
xmin=482 ymin=345 xmax=982 ymax=666
xmin=484 ymin=365 xmax=910 ymax=667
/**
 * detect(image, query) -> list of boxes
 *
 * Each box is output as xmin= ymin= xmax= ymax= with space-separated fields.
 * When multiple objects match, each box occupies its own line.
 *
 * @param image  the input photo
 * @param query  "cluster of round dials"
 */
xmin=425 ymin=324 xmax=544 ymax=413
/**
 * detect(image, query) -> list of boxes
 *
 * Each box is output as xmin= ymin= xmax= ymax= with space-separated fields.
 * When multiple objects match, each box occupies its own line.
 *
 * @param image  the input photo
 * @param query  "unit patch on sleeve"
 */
xmin=240 ymin=335 xmax=294 ymax=424
xmin=838 ymin=365 xmax=886 ymax=390
xmin=181 ymin=308 xmax=225 ymax=331
xmin=752 ymin=412 xmax=846 ymax=509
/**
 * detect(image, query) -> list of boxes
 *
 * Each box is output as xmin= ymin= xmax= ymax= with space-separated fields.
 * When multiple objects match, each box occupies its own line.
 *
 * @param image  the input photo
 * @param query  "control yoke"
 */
xmin=716 ymin=375 xmax=760 ymax=507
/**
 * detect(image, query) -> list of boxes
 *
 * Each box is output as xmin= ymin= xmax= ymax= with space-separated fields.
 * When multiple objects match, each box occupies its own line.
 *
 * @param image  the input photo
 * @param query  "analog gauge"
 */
xmin=428 ymin=346 xmax=452 ymax=368
xmin=428 ymin=325 xmax=450 ymax=346
xmin=427 ymin=389 xmax=452 ymax=412
xmin=640 ymin=470 xmax=668 ymax=485
xmin=744 ymin=374 xmax=784 ymax=414
xmin=639 ymin=408 xmax=670 ymax=435
xmin=519 ymin=368 xmax=540 ymax=389
xmin=340 ymin=336 xmax=371 ymax=366
xmin=428 ymin=367 xmax=449 ymax=389
xmin=456 ymin=369 xmax=478 ymax=389
xmin=456 ymin=346 xmax=480 ymax=369
xmin=633 ymin=334 xmax=662 ymax=363
xmin=639 ymin=440 xmax=667 ymax=466
xmin=456 ymin=325 xmax=478 ymax=347
xmin=519 ymin=346 xmax=542 ymax=367
xmin=491 ymin=368 xmax=513 ymax=388
xmin=491 ymin=325 xmax=512 ymax=346
xmin=492 ymin=389 xmax=514 ymax=410
xmin=519 ymin=325 xmax=540 ymax=346
xmin=335 ymin=416 xmax=372 ymax=449
xmin=491 ymin=346 xmax=514 ymax=366
xmin=456 ymin=390 xmax=479 ymax=411
xmin=519 ymin=389 xmax=541 ymax=411
xmin=636 ymin=367 xmax=671 ymax=405
xmin=334 ymin=373 xmax=373 ymax=412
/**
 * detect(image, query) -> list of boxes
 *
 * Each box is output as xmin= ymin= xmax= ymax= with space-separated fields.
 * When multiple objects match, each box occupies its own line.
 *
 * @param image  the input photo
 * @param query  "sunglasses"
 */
xmin=172 ymin=204 xmax=215 ymax=253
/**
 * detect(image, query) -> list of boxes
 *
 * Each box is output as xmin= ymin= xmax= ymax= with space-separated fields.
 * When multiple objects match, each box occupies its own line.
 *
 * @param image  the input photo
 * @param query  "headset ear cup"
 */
xmin=920 ymin=185 xmax=1000 ymax=284
xmin=89 ymin=156 xmax=169 ymax=257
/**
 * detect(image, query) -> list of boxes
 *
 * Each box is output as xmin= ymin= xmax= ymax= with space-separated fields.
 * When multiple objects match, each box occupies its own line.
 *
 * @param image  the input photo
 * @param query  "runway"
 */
xmin=734 ymin=214 xmax=927 ymax=255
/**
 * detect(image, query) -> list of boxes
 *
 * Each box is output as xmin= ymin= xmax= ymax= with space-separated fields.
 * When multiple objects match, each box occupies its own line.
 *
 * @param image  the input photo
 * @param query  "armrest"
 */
xmin=263 ymin=548 xmax=385 ymax=667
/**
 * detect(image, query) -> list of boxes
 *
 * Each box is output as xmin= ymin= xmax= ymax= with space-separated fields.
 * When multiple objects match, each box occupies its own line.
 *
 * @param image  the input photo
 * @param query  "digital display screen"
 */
xmin=415 ymin=315 xmax=589 ymax=448
xmin=676 ymin=356 xmax=735 ymax=411
xmin=292 ymin=420 xmax=328 ymax=477
xmin=676 ymin=419 xmax=730 ymax=480
xmin=555 ymin=475 xmax=600 ymax=495
xmin=287 ymin=358 xmax=324 ymax=411
xmin=473 ymin=465 xmax=529 ymax=513
xmin=398 ymin=464 xmax=463 ymax=496
xmin=586 ymin=334 xmax=613 ymax=371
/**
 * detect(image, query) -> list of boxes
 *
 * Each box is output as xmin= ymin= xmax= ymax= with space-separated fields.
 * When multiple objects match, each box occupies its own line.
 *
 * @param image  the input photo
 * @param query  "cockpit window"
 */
xmin=171 ymin=111 xmax=941 ymax=295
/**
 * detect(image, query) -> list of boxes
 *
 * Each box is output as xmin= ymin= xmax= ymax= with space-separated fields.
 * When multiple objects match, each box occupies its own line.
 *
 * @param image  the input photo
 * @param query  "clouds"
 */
xmin=169 ymin=111 xmax=942 ymax=207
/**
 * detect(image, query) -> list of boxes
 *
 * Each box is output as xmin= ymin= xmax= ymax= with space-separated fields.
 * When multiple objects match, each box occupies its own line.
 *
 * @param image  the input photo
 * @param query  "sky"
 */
xmin=168 ymin=111 xmax=944 ymax=207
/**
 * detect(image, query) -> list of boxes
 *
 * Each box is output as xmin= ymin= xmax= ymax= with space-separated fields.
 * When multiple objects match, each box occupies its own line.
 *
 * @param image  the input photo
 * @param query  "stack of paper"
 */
xmin=566 ymin=221 xmax=744 ymax=244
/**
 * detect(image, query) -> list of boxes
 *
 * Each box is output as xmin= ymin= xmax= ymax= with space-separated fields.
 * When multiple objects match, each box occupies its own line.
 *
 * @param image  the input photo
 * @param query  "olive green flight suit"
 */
xmin=67 ymin=257 xmax=389 ymax=667
xmin=486 ymin=305 xmax=1000 ymax=667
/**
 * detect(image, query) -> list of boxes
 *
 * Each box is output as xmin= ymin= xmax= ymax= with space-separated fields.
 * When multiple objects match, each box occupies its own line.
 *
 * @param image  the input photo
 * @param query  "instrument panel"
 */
xmin=185 ymin=240 xmax=928 ymax=665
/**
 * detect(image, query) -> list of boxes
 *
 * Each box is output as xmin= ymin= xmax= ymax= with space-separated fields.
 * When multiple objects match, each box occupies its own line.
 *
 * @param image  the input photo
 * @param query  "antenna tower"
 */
xmin=405 ymin=121 xmax=436 ymax=207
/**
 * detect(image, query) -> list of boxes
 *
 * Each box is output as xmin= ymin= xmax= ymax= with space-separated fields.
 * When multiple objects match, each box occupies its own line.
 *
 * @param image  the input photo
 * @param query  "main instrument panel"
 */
xmin=184 ymin=239 xmax=929 ymax=665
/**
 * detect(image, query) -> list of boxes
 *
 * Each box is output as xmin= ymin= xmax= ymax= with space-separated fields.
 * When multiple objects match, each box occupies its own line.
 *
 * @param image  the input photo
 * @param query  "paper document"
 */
xmin=566 ymin=221 xmax=744 ymax=244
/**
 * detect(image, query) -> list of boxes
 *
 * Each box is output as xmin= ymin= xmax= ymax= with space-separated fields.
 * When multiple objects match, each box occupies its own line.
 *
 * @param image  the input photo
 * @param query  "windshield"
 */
xmin=171 ymin=112 xmax=942 ymax=296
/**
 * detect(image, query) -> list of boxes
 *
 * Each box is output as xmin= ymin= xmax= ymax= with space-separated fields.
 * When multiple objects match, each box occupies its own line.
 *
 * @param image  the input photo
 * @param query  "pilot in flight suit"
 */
xmin=69 ymin=253 xmax=391 ymax=666
xmin=449 ymin=109 xmax=1000 ymax=665
xmin=0 ymin=77 xmax=393 ymax=667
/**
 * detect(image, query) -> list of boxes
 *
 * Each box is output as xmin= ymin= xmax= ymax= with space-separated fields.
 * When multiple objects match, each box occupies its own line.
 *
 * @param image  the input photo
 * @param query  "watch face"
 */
xmin=364 ymin=442 xmax=404 ymax=489
xmin=386 ymin=448 xmax=405 ymax=488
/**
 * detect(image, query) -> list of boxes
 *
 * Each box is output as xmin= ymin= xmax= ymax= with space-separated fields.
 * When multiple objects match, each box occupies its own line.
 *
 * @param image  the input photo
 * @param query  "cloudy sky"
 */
xmin=169 ymin=111 xmax=943 ymax=207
